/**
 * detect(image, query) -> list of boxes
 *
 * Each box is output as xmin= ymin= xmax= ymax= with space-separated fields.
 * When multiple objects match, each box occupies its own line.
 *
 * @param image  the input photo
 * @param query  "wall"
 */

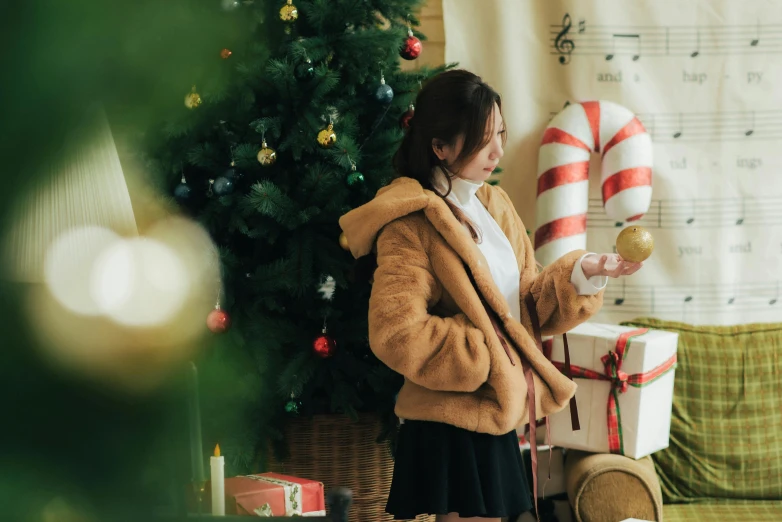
xmin=400 ymin=1 xmax=445 ymax=71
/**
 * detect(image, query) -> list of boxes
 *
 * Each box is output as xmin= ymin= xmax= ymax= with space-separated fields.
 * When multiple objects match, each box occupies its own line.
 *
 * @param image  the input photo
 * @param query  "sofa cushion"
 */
xmin=621 ymin=319 xmax=782 ymax=502
xmin=664 ymin=501 xmax=782 ymax=521
xmin=565 ymin=451 xmax=662 ymax=522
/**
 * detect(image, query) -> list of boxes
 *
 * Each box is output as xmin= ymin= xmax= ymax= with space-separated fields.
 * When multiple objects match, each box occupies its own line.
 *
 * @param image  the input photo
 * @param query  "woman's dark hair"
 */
xmin=392 ymin=69 xmax=505 ymax=242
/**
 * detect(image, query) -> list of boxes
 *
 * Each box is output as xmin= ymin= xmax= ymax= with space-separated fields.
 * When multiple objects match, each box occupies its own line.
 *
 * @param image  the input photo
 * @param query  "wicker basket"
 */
xmin=267 ymin=413 xmax=434 ymax=522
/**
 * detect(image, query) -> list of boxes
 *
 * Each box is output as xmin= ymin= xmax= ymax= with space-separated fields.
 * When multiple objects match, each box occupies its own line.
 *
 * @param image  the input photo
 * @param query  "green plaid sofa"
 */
xmin=563 ymin=319 xmax=782 ymax=522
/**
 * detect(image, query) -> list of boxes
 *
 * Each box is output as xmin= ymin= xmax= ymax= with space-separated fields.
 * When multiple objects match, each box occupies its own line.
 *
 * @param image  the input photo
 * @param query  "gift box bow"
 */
xmin=552 ymin=327 xmax=677 ymax=454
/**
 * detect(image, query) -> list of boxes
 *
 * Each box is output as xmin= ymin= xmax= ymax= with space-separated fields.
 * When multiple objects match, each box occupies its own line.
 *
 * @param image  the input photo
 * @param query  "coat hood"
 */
xmin=339 ymin=177 xmax=433 ymax=259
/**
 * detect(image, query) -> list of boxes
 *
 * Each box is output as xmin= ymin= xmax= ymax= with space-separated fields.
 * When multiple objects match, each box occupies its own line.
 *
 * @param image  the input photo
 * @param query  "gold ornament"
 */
xmin=279 ymin=0 xmax=298 ymax=22
xmin=257 ymin=140 xmax=277 ymax=166
xmin=616 ymin=225 xmax=654 ymax=263
xmin=339 ymin=232 xmax=350 ymax=251
xmin=317 ymin=123 xmax=337 ymax=148
xmin=184 ymin=86 xmax=202 ymax=109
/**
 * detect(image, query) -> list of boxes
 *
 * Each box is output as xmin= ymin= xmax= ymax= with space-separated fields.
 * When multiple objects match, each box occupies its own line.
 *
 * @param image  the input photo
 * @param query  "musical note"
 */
xmin=673 ymin=113 xmax=683 ymax=139
xmin=578 ymin=20 xmax=586 ymax=34
xmin=691 ymin=30 xmax=701 ymax=57
xmin=735 ymin=199 xmax=745 ymax=225
xmin=554 ymin=14 xmax=575 ymax=64
xmin=605 ymin=33 xmax=642 ymax=61
xmin=745 ymin=111 xmax=755 ymax=137
xmin=751 ymin=21 xmax=760 ymax=46
xmin=685 ymin=200 xmax=695 ymax=225
xmin=727 ymin=282 xmax=738 ymax=305
xmin=770 ymin=282 xmax=779 ymax=306
xmin=627 ymin=34 xmax=642 ymax=61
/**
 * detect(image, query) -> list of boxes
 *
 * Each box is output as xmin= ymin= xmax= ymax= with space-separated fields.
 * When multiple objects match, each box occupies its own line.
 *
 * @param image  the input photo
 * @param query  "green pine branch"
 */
xmin=142 ymin=0 xmax=432 ymax=469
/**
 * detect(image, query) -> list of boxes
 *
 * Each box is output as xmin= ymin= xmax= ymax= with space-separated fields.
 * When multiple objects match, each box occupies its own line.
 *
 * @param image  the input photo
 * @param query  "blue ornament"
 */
xmin=174 ymin=181 xmax=192 ymax=203
xmin=374 ymin=77 xmax=394 ymax=104
xmin=213 ymin=176 xmax=234 ymax=196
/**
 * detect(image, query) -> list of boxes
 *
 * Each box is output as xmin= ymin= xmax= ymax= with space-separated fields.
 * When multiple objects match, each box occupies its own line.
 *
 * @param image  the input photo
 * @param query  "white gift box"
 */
xmin=518 ymin=445 xmax=567 ymax=498
xmin=516 ymin=422 xmax=547 ymax=447
xmin=548 ymin=323 xmax=678 ymax=459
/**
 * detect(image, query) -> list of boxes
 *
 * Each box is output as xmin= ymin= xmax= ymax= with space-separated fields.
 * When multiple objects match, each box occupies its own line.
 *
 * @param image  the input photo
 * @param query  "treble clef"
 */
xmin=554 ymin=13 xmax=575 ymax=64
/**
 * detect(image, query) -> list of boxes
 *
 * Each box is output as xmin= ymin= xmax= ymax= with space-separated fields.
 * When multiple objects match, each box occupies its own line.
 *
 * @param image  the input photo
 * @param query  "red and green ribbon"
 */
xmin=551 ymin=328 xmax=677 ymax=454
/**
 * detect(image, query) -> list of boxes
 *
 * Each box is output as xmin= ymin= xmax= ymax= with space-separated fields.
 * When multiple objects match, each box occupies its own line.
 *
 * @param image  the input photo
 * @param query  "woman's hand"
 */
xmin=581 ymin=253 xmax=642 ymax=279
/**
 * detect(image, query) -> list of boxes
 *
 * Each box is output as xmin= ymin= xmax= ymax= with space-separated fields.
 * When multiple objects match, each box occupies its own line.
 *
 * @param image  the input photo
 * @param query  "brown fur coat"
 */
xmin=339 ymin=177 xmax=603 ymax=435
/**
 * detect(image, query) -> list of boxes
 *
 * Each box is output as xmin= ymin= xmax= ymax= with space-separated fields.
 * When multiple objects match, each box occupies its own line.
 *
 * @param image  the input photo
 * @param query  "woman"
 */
xmin=339 ymin=70 xmax=641 ymax=522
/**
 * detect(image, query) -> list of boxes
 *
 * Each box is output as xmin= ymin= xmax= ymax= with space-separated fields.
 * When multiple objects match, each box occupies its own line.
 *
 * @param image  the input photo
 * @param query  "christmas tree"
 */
xmin=144 ymin=0 xmax=445 ymax=472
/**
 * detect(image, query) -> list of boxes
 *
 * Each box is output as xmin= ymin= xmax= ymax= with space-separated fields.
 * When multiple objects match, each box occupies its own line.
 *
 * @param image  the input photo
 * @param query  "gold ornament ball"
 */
xmin=279 ymin=2 xmax=298 ymax=22
xmin=616 ymin=225 xmax=654 ymax=263
xmin=339 ymin=232 xmax=350 ymax=251
xmin=184 ymin=87 xmax=202 ymax=109
xmin=257 ymin=143 xmax=277 ymax=166
xmin=317 ymin=124 xmax=337 ymax=148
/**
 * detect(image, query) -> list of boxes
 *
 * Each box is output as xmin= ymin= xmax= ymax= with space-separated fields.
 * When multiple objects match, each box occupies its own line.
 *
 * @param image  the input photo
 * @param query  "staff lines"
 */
xmin=551 ymin=14 xmax=782 ymax=63
xmin=547 ymin=108 xmax=782 ymax=142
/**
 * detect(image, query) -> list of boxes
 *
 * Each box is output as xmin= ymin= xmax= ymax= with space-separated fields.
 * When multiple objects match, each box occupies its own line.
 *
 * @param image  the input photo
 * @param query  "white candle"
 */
xmin=210 ymin=444 xmax=225 ymax=516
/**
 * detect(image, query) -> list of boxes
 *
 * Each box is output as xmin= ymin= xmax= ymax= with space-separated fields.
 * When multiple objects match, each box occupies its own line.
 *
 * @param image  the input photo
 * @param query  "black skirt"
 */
xmin=386 ymin=420 xmax=533 ymax=520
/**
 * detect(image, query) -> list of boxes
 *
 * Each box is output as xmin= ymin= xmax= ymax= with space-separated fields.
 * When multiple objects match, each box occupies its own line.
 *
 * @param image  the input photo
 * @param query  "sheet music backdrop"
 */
xmin=443 ymin=0 xmax=782 ymax=325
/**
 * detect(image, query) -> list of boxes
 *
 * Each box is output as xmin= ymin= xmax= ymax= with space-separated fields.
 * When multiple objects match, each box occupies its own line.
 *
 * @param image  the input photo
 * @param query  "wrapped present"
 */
xmin=517 ymin=498 xmax=574 ymax=522
xmin=517 ymin=431 xmax=531 ymax=450
xmin=548 ymin=323 xmax=678 ymax=459
xmin=207 ymin=472 xmax=325 ymax=516
xmin=516 ymin=422 xmax=546 ymax=448
xmin=521 ymin=446 xmax=567 ymax=499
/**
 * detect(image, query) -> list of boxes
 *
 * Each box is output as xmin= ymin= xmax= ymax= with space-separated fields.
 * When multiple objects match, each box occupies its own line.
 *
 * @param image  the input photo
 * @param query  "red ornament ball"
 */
xmin=220 ymin=48 xmax=232 ymax=59
xmin=400 ymin=35 xmax=422 ymax=60
xmin=313 ymin=333 xmax=337 ymax=358
xmin=400 ymin=105 xmax=415 ymax=129
xmin=207 ymin=308 xmax=231 ymax=333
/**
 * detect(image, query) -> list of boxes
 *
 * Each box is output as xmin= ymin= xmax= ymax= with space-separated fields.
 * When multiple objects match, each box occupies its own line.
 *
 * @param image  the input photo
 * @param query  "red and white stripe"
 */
xmin=534 ymin=101 xmax=653 ymax=266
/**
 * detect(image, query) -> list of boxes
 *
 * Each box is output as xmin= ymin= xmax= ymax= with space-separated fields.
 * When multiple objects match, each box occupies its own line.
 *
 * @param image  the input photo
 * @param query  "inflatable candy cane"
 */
xmin=534 ymin=101 xmax=653 ymax=266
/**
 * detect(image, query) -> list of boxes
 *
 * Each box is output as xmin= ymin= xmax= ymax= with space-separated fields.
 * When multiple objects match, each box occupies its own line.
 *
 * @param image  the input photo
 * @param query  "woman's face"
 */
xmin=432 ymin=103 xmax=505 ymax=183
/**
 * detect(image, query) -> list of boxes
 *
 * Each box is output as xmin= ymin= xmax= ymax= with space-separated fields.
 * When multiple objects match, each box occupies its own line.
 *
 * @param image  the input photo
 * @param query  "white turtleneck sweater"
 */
xmin=432 ymin=169 xmax=606 ymax=322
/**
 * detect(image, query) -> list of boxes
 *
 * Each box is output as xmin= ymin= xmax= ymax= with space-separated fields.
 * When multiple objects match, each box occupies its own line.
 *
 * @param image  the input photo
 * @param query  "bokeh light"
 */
xmin=44 ymin=225 xmax=121 ymax=316
xmin=91 ymin=236 xmax=189 ymax=327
